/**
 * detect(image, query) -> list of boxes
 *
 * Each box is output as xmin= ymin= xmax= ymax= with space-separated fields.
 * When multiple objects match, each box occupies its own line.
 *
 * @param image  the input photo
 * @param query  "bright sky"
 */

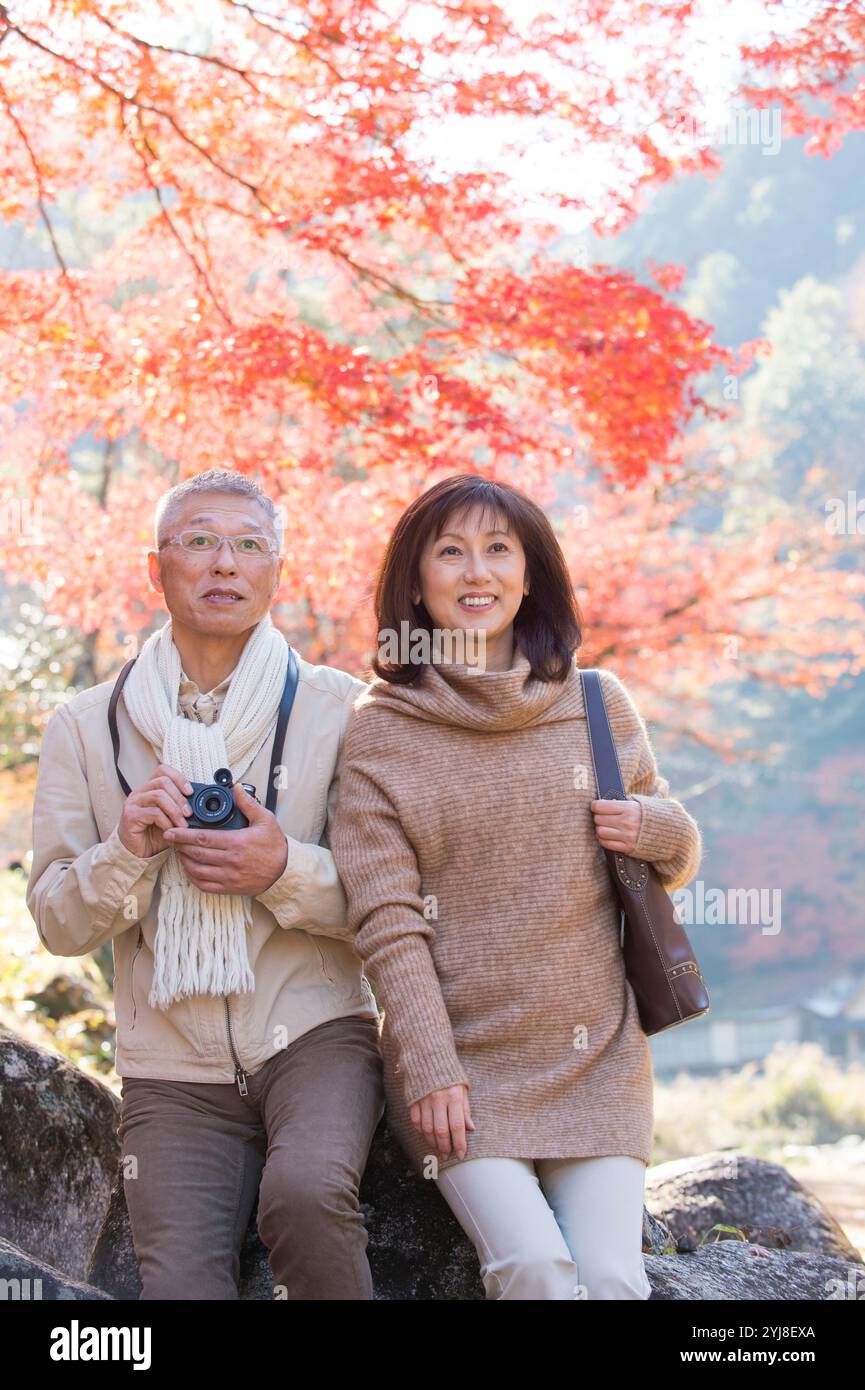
xmin=126 ymin=0 xmax=824 ymax=233
xmin=388 ymin=0 xmax=823 ymax=233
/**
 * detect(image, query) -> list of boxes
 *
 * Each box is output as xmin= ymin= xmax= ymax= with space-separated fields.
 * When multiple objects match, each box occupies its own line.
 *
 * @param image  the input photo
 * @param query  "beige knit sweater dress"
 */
xmin=330 ymin=645 xmax=703 ymax=1177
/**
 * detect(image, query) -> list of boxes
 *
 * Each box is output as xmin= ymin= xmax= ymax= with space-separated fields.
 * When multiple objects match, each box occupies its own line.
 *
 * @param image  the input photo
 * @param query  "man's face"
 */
xmin=147 ymin=491 xmax=284 ymax=634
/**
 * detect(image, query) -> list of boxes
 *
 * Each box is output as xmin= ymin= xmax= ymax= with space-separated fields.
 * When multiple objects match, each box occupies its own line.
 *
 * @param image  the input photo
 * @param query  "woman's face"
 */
xmin=413 ymin=505 xmax=529 ymax=661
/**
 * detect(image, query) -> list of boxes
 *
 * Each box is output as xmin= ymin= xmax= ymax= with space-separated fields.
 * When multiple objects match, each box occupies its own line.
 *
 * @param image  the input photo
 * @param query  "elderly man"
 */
xmin=26 ymin=468 xmax=384 ymax=1300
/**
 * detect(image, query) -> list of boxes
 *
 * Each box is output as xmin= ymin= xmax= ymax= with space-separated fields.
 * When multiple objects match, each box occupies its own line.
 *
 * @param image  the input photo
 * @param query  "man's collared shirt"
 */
xmin=177 ymin=666 xmax=237 ymax=725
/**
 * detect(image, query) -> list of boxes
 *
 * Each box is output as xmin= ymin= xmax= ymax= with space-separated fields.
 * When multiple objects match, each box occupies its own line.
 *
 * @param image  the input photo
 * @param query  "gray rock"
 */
xmin=351 ymin=1124 xmax=485 ymax=1300
xmin=645 ymin=1150 xmax=863 ymax=1261
xmin=0 ymin=1028 xmax=120 ymax=1280
xmin=644 ymin=1241 xmax=863 ymax=1300
xmin=0 ymin=1236 xmax=112 ymax=1300
xmin=4 ymin=1030 xmax=863 ymax=1300
xmin=644 ymin=1207 xmax=676 ymax=1255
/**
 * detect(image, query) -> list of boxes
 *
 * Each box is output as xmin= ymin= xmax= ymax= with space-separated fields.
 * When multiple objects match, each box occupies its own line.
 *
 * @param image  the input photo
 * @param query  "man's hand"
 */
xmin=117 ymin=763 xmax=194 ymax=859
xmin=591 ymin=797 xmax=643 ymax=855
xmin=410 ymin=1083 xmax=475 ymax=1161
xmin=163 ymin=782 xmax=289 ymax=896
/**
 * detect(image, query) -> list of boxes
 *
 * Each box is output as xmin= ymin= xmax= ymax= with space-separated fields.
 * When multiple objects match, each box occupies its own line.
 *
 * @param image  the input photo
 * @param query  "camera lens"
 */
xmin=191 ymin=784 xmax=232 ymax=824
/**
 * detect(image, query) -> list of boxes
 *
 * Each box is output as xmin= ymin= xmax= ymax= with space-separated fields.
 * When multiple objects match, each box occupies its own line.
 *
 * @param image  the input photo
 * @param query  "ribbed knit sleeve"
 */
xmin=330 ymin=707 xmax=472 ymax=1108
xmin=599 ymin=669 xmax=703 ymax=892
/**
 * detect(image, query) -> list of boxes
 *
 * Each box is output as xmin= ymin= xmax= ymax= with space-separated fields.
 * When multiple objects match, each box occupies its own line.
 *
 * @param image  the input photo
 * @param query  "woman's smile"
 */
xmin=458 ymin=592 xmax=498 ymax=612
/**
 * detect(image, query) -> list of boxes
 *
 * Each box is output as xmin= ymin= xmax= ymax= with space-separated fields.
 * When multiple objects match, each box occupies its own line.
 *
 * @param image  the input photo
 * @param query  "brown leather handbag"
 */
xmin=581 ymin=669 xmax=710 ymax=1036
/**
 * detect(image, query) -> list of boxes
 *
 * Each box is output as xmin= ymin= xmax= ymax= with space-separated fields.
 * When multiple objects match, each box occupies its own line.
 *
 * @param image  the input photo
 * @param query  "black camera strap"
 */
xmin=107 ymin=642 xmax=300 ymax=813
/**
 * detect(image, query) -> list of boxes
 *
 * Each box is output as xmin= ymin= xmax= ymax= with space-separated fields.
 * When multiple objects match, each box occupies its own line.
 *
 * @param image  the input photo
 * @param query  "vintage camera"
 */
xmin=185 ymin=767 xmax=258 ymax=831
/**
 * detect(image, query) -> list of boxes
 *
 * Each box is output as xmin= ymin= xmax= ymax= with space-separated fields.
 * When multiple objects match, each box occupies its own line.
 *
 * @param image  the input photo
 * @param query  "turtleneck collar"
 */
xmin=367 ymin=639 xmax=585 ymax=733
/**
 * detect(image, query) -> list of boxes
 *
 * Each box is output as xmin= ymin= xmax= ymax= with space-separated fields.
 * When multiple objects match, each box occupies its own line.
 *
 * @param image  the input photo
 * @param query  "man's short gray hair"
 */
xmin=154 ymin=469 xmax=284 ymax=551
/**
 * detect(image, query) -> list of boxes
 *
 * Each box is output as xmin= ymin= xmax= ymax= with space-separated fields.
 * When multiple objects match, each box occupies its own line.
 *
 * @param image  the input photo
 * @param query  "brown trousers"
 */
xmin=118 ymin=1015 xmax=385 ymax=1300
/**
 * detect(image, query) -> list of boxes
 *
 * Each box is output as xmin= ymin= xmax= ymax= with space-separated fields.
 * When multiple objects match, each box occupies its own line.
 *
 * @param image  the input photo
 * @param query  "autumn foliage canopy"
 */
xmin=0 ymin=0 xmax=863 ymax=752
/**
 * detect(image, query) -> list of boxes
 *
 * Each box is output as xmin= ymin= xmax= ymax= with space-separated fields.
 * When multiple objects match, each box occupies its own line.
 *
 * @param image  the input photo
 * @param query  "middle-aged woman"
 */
xmin=330 ymin=473 xmax=703 ymax=1300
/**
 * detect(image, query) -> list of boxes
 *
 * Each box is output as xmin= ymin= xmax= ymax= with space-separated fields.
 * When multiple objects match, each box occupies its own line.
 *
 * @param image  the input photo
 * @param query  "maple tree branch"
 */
xmin=130 ymin=111 xmax=235 ymax=327
xmin=663 ymin=594 xmax=701 ymax=621
xmin=382 ymin=319 xmax=411 ymax=352
xmin=224 ymin=0 xmax=348 ymax=84
xmin=0 ymin=15 xmax=279 ymax=217
xmin=185 ymin=201 xmax=221 ymax=286
xmin=0 ymin=77 xmax=83 ymax=313
xmin=675 ymin=727 xmax=771 ymax=760
xmin=173 ymin=200 xmax=461 ymax=323
xmin=90 ymin=5 xmax=278 ymax=95
xmin=428 ymin=216 xmax=469 ymax=267
xmin=331 ymin=247 xmax=455 ymax=321
xmin=678 ymin=768 xmax=742 ymax=800
xmin=1 ymin=6 xmax=476 ymax=327
xmin=182 ymin=194 xmax=308 ymax=244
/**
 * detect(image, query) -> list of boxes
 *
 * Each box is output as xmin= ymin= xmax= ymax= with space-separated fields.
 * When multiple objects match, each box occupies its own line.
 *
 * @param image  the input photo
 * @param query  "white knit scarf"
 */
xmin=122 ymin=613 xmax=289 ymax=1010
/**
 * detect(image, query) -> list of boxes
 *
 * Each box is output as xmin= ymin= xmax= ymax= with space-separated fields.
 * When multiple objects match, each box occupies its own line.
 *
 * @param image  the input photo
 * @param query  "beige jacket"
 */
xmin=26 ymin=647 xmax=379 ymax=1088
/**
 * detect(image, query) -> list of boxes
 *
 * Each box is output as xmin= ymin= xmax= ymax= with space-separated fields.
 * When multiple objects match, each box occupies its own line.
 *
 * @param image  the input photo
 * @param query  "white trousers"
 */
xmin=437 ymin=1155 xmax=653 ymax=1300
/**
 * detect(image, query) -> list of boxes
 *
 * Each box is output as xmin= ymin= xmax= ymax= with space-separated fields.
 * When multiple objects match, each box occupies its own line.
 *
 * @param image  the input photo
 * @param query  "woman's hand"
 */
xmin=591 ymin=797 xmax=643 ymax=855
xmin=410 ymin=1083 xmax=475 ymax=1162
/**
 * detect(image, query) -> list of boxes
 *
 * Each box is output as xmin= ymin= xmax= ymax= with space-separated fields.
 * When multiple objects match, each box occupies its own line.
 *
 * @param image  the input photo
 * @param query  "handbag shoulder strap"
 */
xmin=580 ymin=668 xmax=627 ymax=801
xmin=107 ymin=641 xmax=300 ymax=813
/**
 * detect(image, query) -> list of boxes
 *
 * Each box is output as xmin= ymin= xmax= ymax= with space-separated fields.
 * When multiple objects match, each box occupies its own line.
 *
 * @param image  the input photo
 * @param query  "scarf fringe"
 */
xmin=123 ymin=614 xmax=287 ymax=1012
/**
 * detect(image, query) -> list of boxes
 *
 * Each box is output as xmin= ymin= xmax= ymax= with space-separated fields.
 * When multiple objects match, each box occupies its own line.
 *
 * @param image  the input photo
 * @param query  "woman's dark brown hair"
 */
xmin=371 ymin=473 xmax=584 ymax=684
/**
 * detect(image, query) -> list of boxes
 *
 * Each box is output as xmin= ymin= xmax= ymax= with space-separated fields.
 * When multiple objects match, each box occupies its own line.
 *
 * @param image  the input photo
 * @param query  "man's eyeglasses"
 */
xmin=159 ymin=530 xmax=279 ymax=560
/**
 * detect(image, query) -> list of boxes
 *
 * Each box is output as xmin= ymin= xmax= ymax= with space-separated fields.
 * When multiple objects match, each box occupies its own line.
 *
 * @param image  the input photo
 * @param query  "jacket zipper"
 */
xmin=130 ymin=926 xmax=144 ymax=1029
xmin=223 ymin=997 xmax=249 ymax=1096
xmin=128 ymin=932 xmax=248 ymax=1091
